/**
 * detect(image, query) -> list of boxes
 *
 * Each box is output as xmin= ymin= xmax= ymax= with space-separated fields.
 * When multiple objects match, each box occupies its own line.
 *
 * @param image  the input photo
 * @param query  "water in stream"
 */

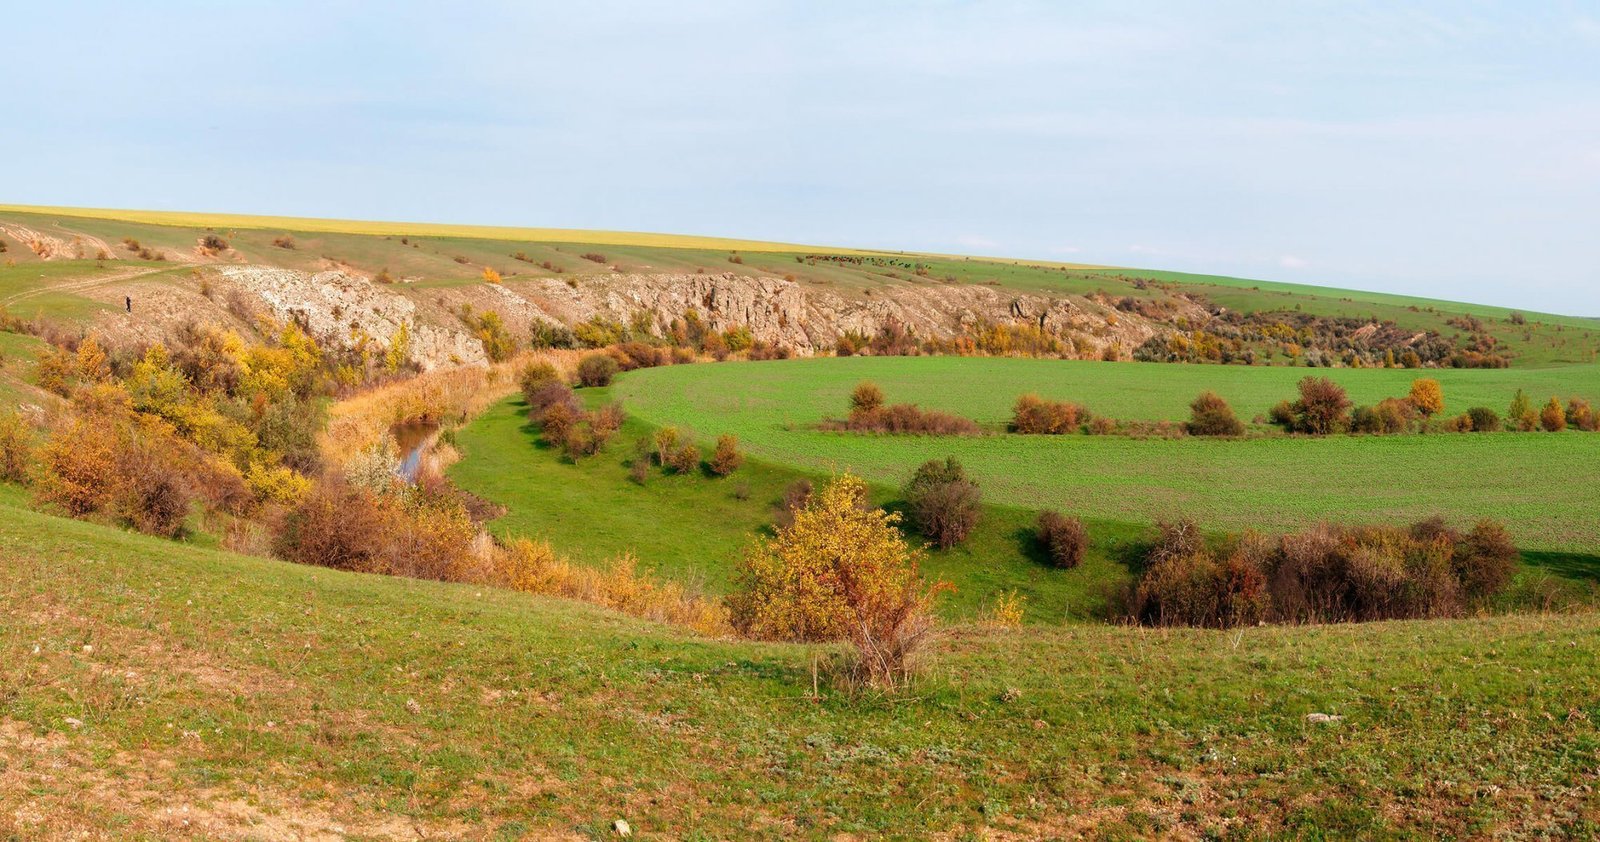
xmin=392 ymin=421 xmax=439 ymax=483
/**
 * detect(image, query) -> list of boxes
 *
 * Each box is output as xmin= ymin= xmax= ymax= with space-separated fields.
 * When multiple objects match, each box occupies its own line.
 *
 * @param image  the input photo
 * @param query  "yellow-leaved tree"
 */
xmin=1408 ymin=378 xmax=1444 ymax=417
xmin=728 ymin=473 xmax=949 ymax=688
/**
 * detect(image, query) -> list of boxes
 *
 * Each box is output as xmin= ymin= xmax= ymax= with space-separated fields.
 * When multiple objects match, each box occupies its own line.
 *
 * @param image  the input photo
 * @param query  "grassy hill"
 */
xmin=4 ymin=205 xmax=1598 ymax=366
xmin=4 ymin=492 xmax=1598 ymax=839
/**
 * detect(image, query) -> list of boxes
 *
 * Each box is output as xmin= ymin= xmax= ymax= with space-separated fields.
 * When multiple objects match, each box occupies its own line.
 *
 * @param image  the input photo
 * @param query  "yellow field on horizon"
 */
xmin=0 ymin=203 xmax=882 ymax=254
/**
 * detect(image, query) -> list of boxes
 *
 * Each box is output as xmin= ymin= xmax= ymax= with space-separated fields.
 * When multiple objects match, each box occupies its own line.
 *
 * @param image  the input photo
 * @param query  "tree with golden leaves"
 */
xmin=729 ymin=473 xmax=948 ymax=687
xmin=1408 ymin=378 xmax=1444 ymax=417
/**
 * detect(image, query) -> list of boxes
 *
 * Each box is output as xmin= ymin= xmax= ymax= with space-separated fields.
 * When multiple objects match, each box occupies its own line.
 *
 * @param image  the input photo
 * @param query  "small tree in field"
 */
xmin=1541 ymin=397 xmax=1567 ymax=432
xmin=728 ymin=474 xmax=947 ymax=688
xmin=482 ymin=267 xmax=502 ymax=284
xmin=1408 ymin=378 xmax=1444 ymax=417
xmin=1186 ymin=391 xmax=1243 ymax=436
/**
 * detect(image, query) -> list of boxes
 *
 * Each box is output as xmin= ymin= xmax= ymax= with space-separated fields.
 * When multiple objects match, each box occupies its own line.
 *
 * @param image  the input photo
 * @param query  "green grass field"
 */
xmin=446 ymin=393 xmax=1139 ymax=622
xmin=610 ymin=357 xmax=1600 ymax=554
xmin=4 ymin=491 xmax=1598 ymax=839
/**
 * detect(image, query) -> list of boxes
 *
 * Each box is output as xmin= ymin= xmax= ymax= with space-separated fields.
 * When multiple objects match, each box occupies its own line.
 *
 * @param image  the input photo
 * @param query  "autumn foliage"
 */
xmin=729 ymin=474 xmax=947 ymax=687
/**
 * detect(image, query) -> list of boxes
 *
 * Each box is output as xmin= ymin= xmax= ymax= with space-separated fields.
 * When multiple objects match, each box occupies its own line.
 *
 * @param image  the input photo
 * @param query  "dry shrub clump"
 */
xmin=1541 ymin=397 xmax=1567 ymax=432
xmin=1036 ymin=510 xmax=1087 ymax=568
xmin=324 ymin=351 xmax=567 ymax=467
xmin=1566 ymin=397 xmax=1598 ymax=431
xmin=708 ymin=434 xmax=742 ymax=476
xmin=0 ymin=409 xmax=34 ymax=482
xmin=1272 ymin=376 xmax=1352 ymax=435
xmin=824 ymin=381 xmax=980 ymax=436
xmin=1126 ymin=517 xmax=1520 ymax=627
xmin=1011 ymin=393 xmax=1088 ymax=435
xmin=518 ymin=361 xmax=563 ymax=405
xmin=729 ymin=474 xmax=948 ymax=687
xmin=1351 ymin=397 xmax=1417 ymax=435
xmin=773 ymin=479 xmax=813 ymax=530
xmin=903 ymin=457 xmax=981 ymax=549
xmin=576 ymin=352 xmax=619 ymax=387
xmin=33 ymin=409 xmax=213 ymax=538
xmin=610 ymin=341 xmax=669 ymax=371
xmin=1185 ymin=391 xmax=1243 ymax=437
xmin=273 ymin=477 xmax=479 ymax=581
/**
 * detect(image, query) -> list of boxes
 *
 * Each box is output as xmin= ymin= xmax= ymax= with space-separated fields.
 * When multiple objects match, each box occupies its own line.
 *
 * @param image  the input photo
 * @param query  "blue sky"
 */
xmin=5 ymin=2 xmax=1598 ymax=313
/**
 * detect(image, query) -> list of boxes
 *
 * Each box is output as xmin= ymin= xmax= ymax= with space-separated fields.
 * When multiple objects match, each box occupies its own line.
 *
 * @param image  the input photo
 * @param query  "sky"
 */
xmin=5 ymin=1 xmax=1598 ymax=314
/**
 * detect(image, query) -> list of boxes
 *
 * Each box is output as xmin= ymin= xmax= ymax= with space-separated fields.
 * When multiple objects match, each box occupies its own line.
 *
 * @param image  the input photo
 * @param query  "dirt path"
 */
xmin=0 ymin=265 xmax=175 ymax=309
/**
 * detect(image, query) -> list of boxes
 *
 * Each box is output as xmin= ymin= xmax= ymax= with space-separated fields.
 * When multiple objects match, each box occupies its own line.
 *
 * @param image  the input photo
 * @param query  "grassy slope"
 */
xmin=446 ymin=393 xmax=1136 ymax=622
xmin=613 ymin=358 xmax=1600 ymax=554
xmin=3 ymin=494 xmax=1598 ymax=839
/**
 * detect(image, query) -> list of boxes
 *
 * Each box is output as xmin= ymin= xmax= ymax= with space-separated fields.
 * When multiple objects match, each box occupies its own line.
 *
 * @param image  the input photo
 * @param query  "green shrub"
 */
xmin=1508 ymin=390 xmax=1537 ymax=431
xmin=530 ymin=321 xmax=575 ymax=349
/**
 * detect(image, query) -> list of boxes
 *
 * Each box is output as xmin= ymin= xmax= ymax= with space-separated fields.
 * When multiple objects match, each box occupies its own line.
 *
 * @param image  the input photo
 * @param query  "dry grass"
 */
xmin=321 ymin=352 xmax=576 ymax=468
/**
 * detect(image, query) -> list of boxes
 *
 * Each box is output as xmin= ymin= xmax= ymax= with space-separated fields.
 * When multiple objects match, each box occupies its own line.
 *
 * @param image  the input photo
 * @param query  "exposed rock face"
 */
xmin=489 ymin=272 xmax=1185 ymax=356
xmin=220 ymin=267 xmax=487 ymax=369
xmin=103 ymin=267 xmax=1196 ymax=371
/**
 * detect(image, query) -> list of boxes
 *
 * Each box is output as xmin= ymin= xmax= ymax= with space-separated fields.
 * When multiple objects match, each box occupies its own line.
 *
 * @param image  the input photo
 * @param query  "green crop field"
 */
xmin=609 ymin=357 xmax=1600 ymax=554
xmin=4 ymin=491 xmax=1598 ymax=839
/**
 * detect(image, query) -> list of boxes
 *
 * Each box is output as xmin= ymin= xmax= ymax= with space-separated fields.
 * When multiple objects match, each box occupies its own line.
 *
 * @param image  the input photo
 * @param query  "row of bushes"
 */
xmin=1124 ymin=517 xmax=1519 ymax=627
xmin=1271 ymin=377 xmax=1597 ymax=436
xmin=822 ymin=382 xmax=981 ymax=436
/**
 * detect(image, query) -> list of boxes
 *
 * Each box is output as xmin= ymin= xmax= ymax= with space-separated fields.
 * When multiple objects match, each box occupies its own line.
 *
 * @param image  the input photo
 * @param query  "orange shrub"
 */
xmin=1541 ymin=397 xmax=1567 ymax=432
xmin=1012 ymin=393 xmax=1084 ymax=434
xmin=0 ymin=410 xmax=33 ymax=482
xmin=850 ymin=381 xmax=884 ymax=414
xmin=1185 ymin=391 xmax=1243 ymax=437
xmin=708 ymin=434 xmax=742 ymax=476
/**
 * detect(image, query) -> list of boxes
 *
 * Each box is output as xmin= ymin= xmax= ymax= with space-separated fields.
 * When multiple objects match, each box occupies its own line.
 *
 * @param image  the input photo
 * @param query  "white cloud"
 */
xmin=1279 ymin=255 xmax=1309 ymax=269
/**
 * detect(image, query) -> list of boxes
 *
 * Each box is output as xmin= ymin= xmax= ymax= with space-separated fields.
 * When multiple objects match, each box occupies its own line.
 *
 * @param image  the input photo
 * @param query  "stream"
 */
xmin=392 ymin=421 xmax=439 ymax=483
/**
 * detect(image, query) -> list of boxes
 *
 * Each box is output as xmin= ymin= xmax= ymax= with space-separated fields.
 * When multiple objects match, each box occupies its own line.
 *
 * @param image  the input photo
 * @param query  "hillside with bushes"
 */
xmin=2 ymin=205 xmax=1599 ymax=838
